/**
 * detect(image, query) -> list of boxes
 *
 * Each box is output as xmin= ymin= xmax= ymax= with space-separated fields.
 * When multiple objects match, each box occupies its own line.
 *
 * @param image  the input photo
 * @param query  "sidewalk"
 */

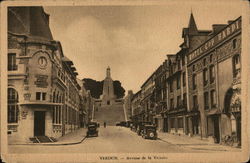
xmin=157 ymin=132 xmax=241 ymax=152
xmin=9 ymin=128 xmax=87 ymax=145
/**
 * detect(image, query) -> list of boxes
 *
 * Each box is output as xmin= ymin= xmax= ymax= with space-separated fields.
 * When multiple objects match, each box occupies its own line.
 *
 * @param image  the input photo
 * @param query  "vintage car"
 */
xmin=131 ymin=122 xmax=138 ymax=132
xmin=116 ymin=121 xmax=122 ymax=126
xmin=141 ymin=124 xmax=157 ymax=140
xmin=136 ymin=122 xmax=152 ymax=135
xmin=86 ymin=122 xmax=99 ymax=137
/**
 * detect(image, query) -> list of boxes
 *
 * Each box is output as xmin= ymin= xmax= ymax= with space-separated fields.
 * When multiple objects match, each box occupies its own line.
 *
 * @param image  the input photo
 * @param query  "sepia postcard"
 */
xmin=0 ymin=0 xmax=249 ymax=162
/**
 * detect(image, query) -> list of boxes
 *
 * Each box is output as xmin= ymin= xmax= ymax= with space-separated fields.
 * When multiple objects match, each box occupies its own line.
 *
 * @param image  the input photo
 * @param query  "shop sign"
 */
xmin=188 ymin=18 xmax=241 ymax=63
xmin=34 ymin=74 xmax=48 ymax=88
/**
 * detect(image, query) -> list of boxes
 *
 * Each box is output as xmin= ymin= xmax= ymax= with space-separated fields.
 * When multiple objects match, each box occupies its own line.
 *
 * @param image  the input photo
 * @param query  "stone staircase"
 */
xmin=29 ymin=136 xmax=57 ymax=143
xmin=93 ymin=104 xmax=125 ymax=126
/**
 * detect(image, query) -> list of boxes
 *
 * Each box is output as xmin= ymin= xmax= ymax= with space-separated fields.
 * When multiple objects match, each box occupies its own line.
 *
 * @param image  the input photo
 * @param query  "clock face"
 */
xmin=38 ymin=56 xmax=47 ymax=68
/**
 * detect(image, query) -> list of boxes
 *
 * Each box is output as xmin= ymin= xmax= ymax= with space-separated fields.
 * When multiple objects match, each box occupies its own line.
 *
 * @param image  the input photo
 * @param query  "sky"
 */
xmin=44 ymin=1 xmax=243 ymax=94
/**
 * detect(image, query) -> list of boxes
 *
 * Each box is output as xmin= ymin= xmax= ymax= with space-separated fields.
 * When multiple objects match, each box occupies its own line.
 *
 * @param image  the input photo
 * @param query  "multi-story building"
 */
xmin=165 ymin=13 xmax=212 ymax=136
xmin=130 ymin=13 xmax=241 ymax=147
xmin=7 ymin=7 xmax=83 ymax=143
xmin=124 ymin=90 xmax=134 ymax=121
xmin=140 ymin=73 xmax=155 ymax=123
xmin=77 ymin=79 xmax=89 ymax=128
xmin=153 ymin=60 xmax=168 ymax=132
xmin=186 ymin=16 xmax=241 ymax=145
xmin=131 ymin=90 xmax=142 ymax=123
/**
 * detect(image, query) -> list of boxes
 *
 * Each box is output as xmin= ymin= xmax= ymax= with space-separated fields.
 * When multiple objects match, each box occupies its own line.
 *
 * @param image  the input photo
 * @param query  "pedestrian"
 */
xmin=104 ymin=122 xmax=106 ymax=128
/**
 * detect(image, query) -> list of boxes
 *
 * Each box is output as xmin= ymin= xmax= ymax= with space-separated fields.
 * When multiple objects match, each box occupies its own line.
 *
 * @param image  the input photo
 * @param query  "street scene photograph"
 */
xmin=1 ymin=0 xmax=248 ymax=162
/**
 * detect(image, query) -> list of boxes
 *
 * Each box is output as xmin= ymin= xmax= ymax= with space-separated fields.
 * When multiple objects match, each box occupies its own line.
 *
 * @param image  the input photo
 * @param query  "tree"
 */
xmin=82 ymin=78 xmax=125 ymax=99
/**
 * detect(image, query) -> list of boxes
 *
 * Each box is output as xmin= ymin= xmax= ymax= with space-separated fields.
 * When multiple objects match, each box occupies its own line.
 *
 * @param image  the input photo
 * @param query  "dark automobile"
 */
xmin=131 ymin=122 xmax=138 ymax=132
xmin=125 ymin=121 xmax=132 ymax=127
xmin=141 ymin=124 xmax=157 ymax=140
xmin=86 ymin=122 xmax=98 ymax=137
xmin=137 ymin=122 xmax=152 ymax=135
xmin=120 ymin=121 xmax=127 ymax=127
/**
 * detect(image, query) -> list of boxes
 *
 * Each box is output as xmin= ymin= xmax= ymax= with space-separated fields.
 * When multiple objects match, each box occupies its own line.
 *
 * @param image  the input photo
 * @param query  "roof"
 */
xmin=62 ymin=56 xmax=73 ymax=64
xmin=8 ymin=7 xmax=53 ymax=41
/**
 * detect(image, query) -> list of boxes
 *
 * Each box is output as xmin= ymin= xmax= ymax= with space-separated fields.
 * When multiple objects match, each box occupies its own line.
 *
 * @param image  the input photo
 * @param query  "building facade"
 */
xmin=7 ymin=7 xmax=83 ymax=143
xmin=130 ymin=13 xmax=241 ymax=147
xmin=124 ymin=90 xmax=134 ymax=121
xmin=186 ymin=16 xmax=241 ymax=145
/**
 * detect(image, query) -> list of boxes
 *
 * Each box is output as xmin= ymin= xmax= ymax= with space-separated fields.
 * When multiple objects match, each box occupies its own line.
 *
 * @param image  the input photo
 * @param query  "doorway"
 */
xmin=212 ymin=116 xmax=220 ymax=143
xmin=163 ymin=118 xmax=168 ymax=132
xmin=34 ymin=111 xmax=46 ymax=136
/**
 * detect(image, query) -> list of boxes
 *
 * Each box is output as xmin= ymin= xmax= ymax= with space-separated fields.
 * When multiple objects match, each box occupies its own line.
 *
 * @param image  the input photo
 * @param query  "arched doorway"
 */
xmin=223 ymin=87 xmax=241 ymax=146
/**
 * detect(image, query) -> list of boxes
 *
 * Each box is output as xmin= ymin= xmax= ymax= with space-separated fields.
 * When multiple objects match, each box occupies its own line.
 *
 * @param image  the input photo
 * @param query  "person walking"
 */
xmin=104 ymin=122 xmax=106 ymax=128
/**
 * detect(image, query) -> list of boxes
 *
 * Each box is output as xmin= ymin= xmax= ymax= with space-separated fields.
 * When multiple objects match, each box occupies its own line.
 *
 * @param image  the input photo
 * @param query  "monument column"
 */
xmin=101 ymin=66 xmax=115 ymax=106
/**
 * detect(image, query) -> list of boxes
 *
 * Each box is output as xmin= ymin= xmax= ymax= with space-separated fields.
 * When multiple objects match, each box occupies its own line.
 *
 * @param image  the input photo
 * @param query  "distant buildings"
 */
xmin=7 ymin=7 xmax=93 ymax=143
xmin=124 ymin=90 xmax=134 ymax=121
xmin=129 ymin=13 xmax=241 ymax=147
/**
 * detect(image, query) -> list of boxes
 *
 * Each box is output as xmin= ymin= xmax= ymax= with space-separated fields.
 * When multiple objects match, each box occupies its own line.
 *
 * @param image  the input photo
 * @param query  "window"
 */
xmin=8 ymin=53 xmax=17 ymax=71
xmin=193 ymin=95 xmax=198 ymax=110
xmin=233 ymin=54 xmax=240 ymax=78
xmin=170 ymin=118 xmax=175 ymax=128
xmin=183 ymin=93 xmax=187 ymax=106
xmin=177 ymin=60 xmax=181 ymax=70
xmin=192 ymin=74 xmax=197 ymax=90
xmin=203 ymin=58 xmax=207 ymax=66
xmin=209 ymin=65 xmax=215 ymax=83
xmin=53 ymin=106 xmax=55 ymax=123
xmin=192 ymin=64 xmax=196 ymax=71
xmin=233 ymin=39 xmax=237 ymax=49
xmin=204 ymin=92 xmax=209 ymax=110
xmin=170 ymin=98 xmax=174 ymax=109
xmin=203 ymin=68 xmax=208 ymax=86
xmin=177 ymin=75 xmax=181 ymax=89
xmin=36 ymin=92 xmax=46 ymax=101
xmin=8 ymin=88 xmax=18 ymax=103
xmin=8 ymin=88 xmax=19 ymax=123
xmin=177 ymin=96 xmax=181 ymax=107
xmin=210 ymin=90 xmax=216 ymax=108
xmin=182 ymin=72 xmax=186 ymax=87
xmin=177 ymin=118 xmax=183 ymax=128
xmin=210 ymin=54 xmax=213 ymax=63
xmin=170 ymin=80 xmax=173 ymax=92
xmin=182 ymin=56 xmax=185 ymax=66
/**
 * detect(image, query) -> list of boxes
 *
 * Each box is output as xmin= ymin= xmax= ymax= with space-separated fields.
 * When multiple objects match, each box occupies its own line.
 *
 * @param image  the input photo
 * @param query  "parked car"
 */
xmin=125 ymin=121 xmax=132 ymax=127
xmin=86 ymin=122 xmax=98 ymax=137
xmin=120 ymin=121 xmax=127 ymax=127
xmin=141 ymin=124 xmax=157 ymax=140
xmin=116 ymin=122 xmax=121 ymax=126
xmin=137 ymin=122 xmax=152 ymax=135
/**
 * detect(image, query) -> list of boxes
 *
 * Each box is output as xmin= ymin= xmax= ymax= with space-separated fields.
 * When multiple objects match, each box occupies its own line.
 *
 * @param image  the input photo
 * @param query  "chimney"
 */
xmin=212 ymin=24 xmax=227 ymax=34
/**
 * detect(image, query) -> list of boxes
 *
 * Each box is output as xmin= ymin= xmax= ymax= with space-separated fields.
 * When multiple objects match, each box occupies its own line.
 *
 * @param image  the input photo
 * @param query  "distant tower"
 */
xmin=101 ymin=66 xmax=116 ymax=106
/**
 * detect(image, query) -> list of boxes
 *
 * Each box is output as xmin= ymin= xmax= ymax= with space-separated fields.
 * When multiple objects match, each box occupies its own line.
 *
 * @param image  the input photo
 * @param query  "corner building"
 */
xmin=186 ymin=17 xmax=241 ymax=145
xmin=7 ymin=7 xmax=81 ymax=143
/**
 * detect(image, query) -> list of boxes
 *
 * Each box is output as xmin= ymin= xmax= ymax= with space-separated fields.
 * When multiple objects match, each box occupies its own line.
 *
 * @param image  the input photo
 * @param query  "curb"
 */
xmin=9 ymin=135 xmax=87 ymax=146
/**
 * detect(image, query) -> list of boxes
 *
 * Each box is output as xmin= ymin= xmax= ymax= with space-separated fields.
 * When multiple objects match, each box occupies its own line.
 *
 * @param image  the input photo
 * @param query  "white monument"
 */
xmin=101 ymin=66 xmax=116 ymax=106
